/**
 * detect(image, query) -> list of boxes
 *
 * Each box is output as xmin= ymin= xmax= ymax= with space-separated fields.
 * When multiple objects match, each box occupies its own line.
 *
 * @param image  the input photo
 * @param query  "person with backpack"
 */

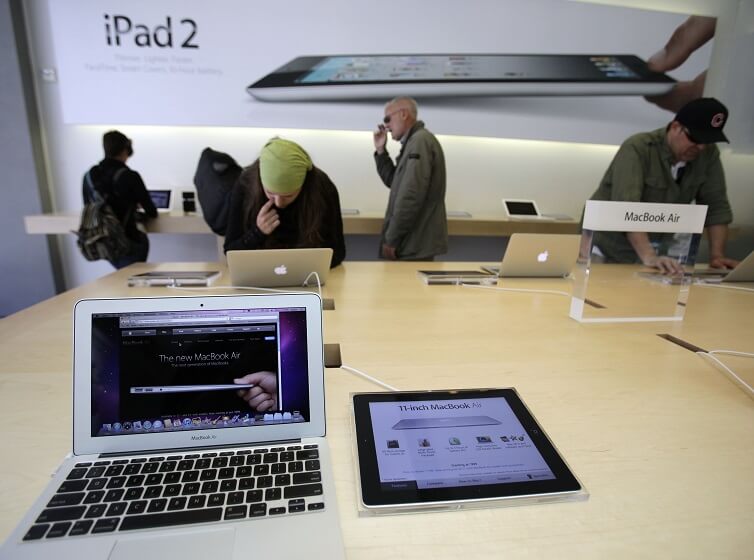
xmin=223 ymin=138 xmax=346 ymax=268
xmin=82 ymin=130 xmax=158 ymax=269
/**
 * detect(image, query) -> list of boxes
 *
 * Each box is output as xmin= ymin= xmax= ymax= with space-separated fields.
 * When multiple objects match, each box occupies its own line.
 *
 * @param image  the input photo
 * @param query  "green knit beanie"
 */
xmin=259 ymin=138 xmax=313 ymax=194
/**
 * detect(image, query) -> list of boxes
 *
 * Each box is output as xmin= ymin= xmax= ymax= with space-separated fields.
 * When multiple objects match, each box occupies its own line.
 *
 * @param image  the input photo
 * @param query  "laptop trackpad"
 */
xmin=109 ymin=527 xmax=235 ymax=560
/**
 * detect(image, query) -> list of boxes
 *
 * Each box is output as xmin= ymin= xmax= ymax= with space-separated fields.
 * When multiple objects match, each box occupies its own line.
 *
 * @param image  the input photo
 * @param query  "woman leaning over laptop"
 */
xmin=223 ymin=138 xmax=345 ymax=268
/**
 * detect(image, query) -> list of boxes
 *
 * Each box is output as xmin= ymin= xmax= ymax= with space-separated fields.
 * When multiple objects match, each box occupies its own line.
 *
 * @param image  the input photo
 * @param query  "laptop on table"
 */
xmin=148 ymin=189 xmax=172 ymax=213
xmin=482 ymin=233 xmax=581 ymax=277
xmin=0 ymin=293 xmax=344 ymax=560
xmin=227 ymin=248 xmax=333 ymax=288
xmin=697 ymin=250 xmax=754 ymax=283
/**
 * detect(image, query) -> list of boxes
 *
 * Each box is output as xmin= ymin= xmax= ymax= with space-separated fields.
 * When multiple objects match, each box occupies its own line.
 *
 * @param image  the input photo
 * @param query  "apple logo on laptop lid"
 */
xmin=274 ymin=265 xmax=288 ymax=276
xmin=537 ymin=250 xmax=549 ymax=263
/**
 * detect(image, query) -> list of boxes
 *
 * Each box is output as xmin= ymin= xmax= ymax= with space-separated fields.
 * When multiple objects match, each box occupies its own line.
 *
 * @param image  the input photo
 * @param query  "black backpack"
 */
xmin=193 ymin=147 xmax=242 ymax=236
xmin=76 ymin=169 xmax=133 ymax=262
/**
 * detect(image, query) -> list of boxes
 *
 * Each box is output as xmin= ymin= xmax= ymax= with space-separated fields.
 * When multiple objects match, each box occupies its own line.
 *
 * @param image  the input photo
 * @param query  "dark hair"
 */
xmin=239 ymin=160 xmax=329 ymax=248
xmin=103 ymin=130 xmax=133 ymax=158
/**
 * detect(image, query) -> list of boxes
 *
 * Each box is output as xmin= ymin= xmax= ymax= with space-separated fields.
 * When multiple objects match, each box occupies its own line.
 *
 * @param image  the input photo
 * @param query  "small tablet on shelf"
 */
xmin=352 ymin=388 xmax=586 ymax=514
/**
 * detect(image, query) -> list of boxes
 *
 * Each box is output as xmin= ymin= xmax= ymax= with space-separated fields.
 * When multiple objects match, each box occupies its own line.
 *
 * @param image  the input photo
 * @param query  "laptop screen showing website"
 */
xmin=90 ymin=306 xmax=310 ymax=437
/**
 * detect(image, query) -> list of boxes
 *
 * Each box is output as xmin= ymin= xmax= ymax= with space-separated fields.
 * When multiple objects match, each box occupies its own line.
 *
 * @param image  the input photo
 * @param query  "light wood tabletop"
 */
xmin=0 ymin=261 xmax=752 ymax=559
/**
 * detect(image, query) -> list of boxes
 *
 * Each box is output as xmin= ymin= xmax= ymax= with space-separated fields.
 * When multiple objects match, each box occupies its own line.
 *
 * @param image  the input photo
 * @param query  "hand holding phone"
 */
xmin=374 ymin=124 xmax=387 ymax=154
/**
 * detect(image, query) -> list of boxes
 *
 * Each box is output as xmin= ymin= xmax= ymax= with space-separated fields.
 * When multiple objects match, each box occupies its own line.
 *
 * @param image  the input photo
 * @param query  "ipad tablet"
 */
xmin=352 ymin=388 xmax=585 ymax=512
xmin=247 ymin=54 xmax=675 ymax=101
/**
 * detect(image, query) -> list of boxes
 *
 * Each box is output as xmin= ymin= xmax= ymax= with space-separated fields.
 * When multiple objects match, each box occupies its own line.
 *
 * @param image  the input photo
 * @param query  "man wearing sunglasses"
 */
xmin=373 ymin=97 xmax=447 ymax=260
xmin=589 ymin=97 xmax=738 ymax=273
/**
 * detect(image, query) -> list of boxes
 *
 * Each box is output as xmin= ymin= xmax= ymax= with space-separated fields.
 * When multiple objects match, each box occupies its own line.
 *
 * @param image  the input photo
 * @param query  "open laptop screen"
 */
xmin=90 ymin=306 xmax=310 ymax=437
xmin=504 ymin=200 xmax=538 ymax=216
xmin=148 ymin=189 xmax=172 ymax=210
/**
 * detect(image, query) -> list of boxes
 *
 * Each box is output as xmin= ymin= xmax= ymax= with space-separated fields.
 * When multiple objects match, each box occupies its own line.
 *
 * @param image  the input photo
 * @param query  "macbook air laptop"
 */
xmin=148 ymin=189 xmax=172 ymax=212
xmin=227 ymin=248 xmax=333 ymax=288
xmin=127 ymin=271 xmax=221 ymax=287
xmin=0 ymin=293 xmax=344 ymax=560
xmin=698 ymin=250 xmax=754 ymax=283
xmin=502 ymin=199 xmax=554 ymax=220
xmin=482 ymin=233 xmax=581 ymax=277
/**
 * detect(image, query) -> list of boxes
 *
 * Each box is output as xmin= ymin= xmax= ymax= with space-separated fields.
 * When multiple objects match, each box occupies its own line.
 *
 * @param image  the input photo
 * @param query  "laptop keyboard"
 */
xmin=22 ymin=445 xmax=324 ymax=541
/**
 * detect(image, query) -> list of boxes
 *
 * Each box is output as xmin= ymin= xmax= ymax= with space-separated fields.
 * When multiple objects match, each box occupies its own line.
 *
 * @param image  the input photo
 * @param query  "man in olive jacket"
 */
xmin=373 ymin=97 xmax=448 ymax=260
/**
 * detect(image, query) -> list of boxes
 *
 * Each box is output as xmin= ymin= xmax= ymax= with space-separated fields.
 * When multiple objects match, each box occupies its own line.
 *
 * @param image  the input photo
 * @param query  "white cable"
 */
xmin=461 ymin=283 xmax=571 ymax=297
xmin=340 ymin=365 xmax=398 ymax=392
xmin=695 ymin=283 xmax=754 ymax=293
xmin=302 ymin=271 xmax=322 ymax=295
xmin=708 ymin=350 xmax=754 ymax=359
xmin=696 ymin=351 xmax=754 ymax=398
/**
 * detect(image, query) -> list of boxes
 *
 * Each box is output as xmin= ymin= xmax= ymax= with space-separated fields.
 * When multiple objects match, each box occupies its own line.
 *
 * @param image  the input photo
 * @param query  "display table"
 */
xmin=24 ymin=212 xmax=580 ymax=237
xmin=0 ymin=262 xmax=751 ymax=559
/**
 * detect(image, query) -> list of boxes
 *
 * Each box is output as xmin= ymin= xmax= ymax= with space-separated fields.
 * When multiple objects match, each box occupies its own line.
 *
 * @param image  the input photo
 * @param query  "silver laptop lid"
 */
xmin=72 ymin=294 xmax=326 ymax=456
xmin=499 ymin=233 xmax=581 ymax=277
xmin=227 ymin=248 xmax=333 ymax=288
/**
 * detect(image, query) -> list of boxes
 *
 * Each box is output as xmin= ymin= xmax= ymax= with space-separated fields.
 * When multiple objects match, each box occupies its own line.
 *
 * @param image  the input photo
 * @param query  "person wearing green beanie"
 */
xmin=223 ymin=138 xmax=346 ymax=267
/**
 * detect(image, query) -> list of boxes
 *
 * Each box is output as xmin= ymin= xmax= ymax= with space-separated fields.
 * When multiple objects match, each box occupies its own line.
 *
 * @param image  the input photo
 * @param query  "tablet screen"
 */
xmin=353 ymin=389 xmax=582 ymax=509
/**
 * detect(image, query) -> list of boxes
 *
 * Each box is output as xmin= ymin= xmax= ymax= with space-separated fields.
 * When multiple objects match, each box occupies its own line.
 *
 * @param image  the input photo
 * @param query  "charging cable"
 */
xmin=695 ymin=283 xmax=754 ymax=294
xmin=340 ymin=365 xmax=398 ymax=392
xmin=696 ymin=349 xmax=754 ymax=398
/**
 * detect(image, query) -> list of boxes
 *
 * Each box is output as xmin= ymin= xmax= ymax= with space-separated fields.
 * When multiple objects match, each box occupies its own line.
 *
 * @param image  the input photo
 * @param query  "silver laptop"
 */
xmin=0 ymin=294 xmax=344 ymax=560
xmin=227 ymin=249 xmax=333 ymax=288
xmin=483 ymin=233 xmax=581 ymax=277
xmin=392 ymin=416 xmax=502 ymax=430
xmin=698 ymin=250 xmax=754 ymax=283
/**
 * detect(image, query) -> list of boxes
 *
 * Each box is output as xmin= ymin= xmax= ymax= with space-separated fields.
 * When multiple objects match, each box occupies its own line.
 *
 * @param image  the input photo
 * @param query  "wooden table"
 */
xmin=24 ymin=212 xmax=580 ymax=237
xmin=0 ymin=262 xmax=752 ymax=559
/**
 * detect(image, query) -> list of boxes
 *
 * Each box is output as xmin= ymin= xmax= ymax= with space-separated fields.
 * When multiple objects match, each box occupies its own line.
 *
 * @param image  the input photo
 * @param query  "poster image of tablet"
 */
xmin=247 ymin=54 xmax=675 ymax=101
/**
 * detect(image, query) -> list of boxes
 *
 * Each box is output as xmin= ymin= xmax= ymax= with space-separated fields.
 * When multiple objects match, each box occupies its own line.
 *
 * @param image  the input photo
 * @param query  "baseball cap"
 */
xmin=674 ymin=97 xmax=729 ymax=144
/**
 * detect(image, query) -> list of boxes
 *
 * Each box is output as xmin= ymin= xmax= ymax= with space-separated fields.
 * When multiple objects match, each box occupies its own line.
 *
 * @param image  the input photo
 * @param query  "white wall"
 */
xmin=21 ymin=0 xmax=754 ymax=290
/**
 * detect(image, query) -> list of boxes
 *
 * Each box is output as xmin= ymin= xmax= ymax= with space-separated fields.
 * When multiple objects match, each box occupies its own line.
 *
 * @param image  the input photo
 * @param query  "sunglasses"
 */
xmin=383 ymin=109 xmax=403 ymax=124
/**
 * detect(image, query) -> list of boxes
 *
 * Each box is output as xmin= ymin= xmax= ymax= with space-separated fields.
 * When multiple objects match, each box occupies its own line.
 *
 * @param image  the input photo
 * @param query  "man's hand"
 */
xmin=709 ymin=255 xmax=739 ymax=270
xmin=234 ymin=371 xmax=278 ymax=412
xmin=644 ymin=254 xmax=685 ymax=275
xmin=645 ymin=16 xmax=716 ymax=112
xmin=256 ymin=199 xmax=280 ymax=235
xmin=373 ymin=124 xmax=388 ymax=154
xmin=381 ymin=244 xmax=397 ymax=260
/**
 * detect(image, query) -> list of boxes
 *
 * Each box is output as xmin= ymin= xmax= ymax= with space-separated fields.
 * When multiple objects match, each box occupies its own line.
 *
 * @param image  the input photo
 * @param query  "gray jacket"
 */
xmin=374 ymin=121 xmax=448 ymax=260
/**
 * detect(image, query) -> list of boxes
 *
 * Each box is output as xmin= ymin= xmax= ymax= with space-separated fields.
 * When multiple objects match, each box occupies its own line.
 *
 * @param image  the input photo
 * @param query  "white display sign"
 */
xmin=582 ymin=201 xmax=708 ymax=233
xmin=45 ymin=0 xmax=705 ymax=144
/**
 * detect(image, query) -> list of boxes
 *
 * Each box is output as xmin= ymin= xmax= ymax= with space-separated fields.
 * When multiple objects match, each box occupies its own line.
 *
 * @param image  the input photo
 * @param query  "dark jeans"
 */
xmin=110 ymin=233 xmax=149 ymax=269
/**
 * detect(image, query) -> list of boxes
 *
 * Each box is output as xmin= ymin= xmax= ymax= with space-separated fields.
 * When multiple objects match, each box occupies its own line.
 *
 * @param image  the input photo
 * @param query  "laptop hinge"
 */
xmin=99 ymin=438 xmax=304 ymax=458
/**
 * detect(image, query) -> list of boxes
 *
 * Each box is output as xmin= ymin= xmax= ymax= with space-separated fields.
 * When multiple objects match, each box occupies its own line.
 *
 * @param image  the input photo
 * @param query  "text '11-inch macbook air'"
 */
xmin=0 ymin=293 xmax=344 ymax=560
xmin=483 ymin=233 xmax=581 ymax=278
xmin=227 ymin=248 xmax=332 ymax=288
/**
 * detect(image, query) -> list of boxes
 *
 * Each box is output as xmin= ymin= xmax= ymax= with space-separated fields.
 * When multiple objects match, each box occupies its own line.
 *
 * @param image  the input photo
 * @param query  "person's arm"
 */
xmin=128 ymin=170 xmax=158 ymax=218
xmin=223 ymin=183 xmax=266 ymax=253
xmin=382 ymin=136 xmax=434 ymax=249
xmin=694 ymin=149 xmax=736 ymax=268
xmin=707 ymin=224 xmax=739 ymax=269
xmin=374 ymin=150 xmax=396 ymax=188
xmin=626 ymin=232 xmax=683 ymax=273
xmin=321 ymin=174 xmax=346 ymax=268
